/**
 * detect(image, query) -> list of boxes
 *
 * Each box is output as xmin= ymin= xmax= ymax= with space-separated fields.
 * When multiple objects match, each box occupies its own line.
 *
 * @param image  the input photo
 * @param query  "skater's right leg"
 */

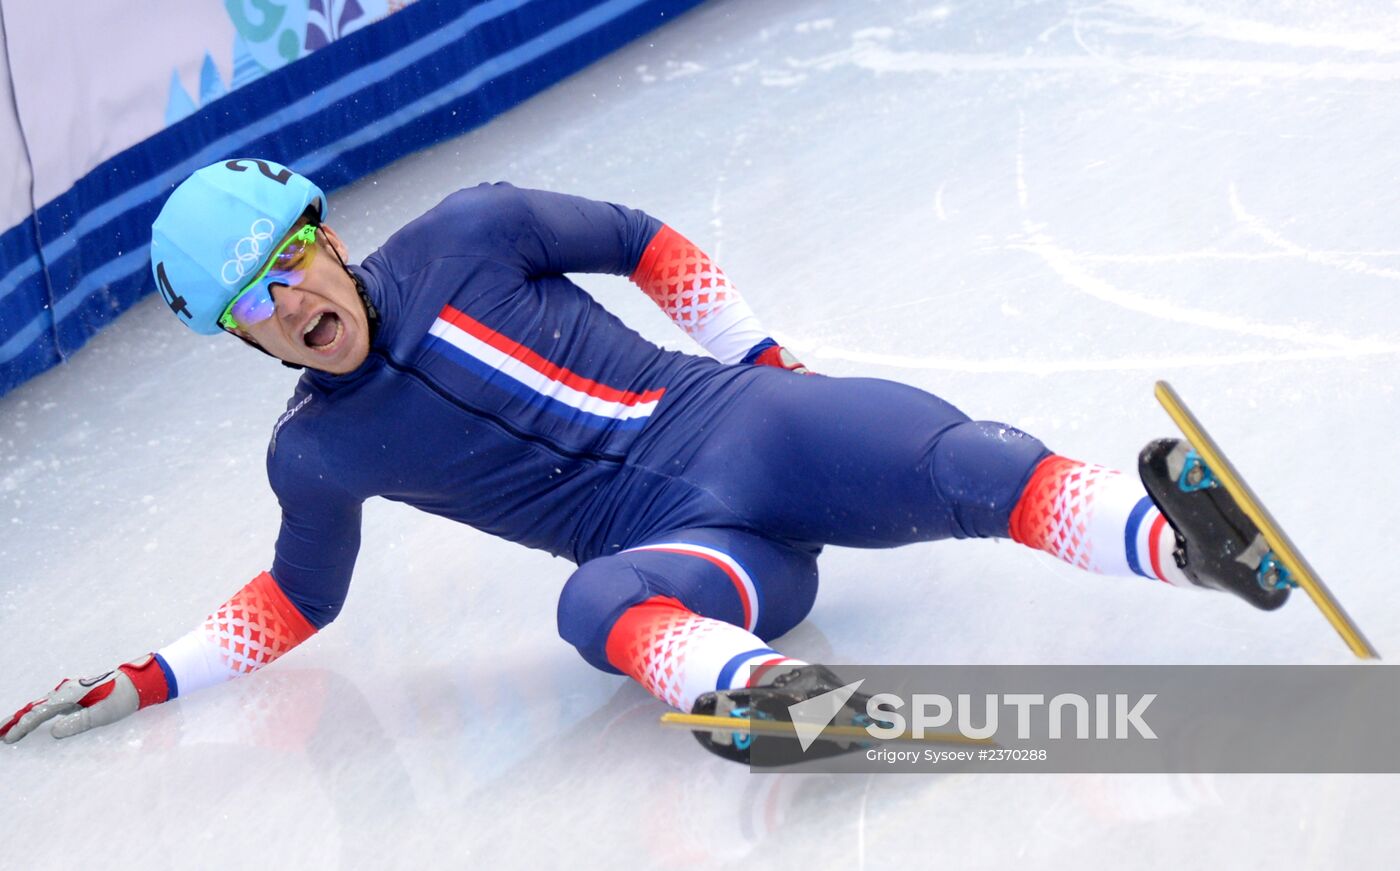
xmin=557 ymin=528 xmax=820 ymax=712
xmin=557 ymin=527 xmax=887 ymax=764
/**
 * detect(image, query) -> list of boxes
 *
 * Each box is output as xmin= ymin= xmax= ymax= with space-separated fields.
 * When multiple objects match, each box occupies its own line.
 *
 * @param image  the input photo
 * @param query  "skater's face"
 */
xmin=233 ymin=222 xmax=371 ymax=374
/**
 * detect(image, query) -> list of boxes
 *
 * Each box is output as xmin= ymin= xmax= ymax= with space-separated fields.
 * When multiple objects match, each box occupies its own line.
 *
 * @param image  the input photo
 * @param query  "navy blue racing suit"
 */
xmin=266 ymin=183 xmax=1049 ymax=669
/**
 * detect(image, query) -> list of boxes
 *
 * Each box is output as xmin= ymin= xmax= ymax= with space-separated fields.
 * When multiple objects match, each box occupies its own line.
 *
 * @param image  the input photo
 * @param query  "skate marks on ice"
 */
xmin=1007 ymin=138 xmax=1400 ymax=371
xmin=1009 ymin=230 xmax=1400 ymax=358
xmin=797 ymin=341 xmax=1396 ymax=376
xmin=780 ymin=4 xmax=1400 ymax=82
xmin=798 ymin=173 xmax=1400 ymax=374
xmin=1225 ymin=184 xmax=1400 ymax=282
xmin=765 ymin=5 xmax=1400 ymax=377
xmin=1067 ymin=0 xmax=1400 ymax=81
xmin=1073 ymin=0 xmax=1400 ymax=56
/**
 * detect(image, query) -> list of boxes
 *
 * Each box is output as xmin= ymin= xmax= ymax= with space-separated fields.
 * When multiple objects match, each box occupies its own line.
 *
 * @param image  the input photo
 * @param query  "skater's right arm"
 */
xmin=407 ymin=183 xmax=811 ymax=371
xmin=2 ymin=422 xmax=365 ymax=744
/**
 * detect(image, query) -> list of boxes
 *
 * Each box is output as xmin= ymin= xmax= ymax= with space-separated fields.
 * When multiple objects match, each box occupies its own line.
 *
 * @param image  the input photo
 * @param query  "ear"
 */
xmin=319 ymin=225 xmax=351 ymax=262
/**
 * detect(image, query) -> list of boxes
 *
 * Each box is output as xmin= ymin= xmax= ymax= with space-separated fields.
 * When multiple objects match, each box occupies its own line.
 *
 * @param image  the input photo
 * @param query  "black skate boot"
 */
xmin=1139 ymin=438 xmax=1292 ymax=611
xmin=689 ymin=664 xmax=885 ymax=766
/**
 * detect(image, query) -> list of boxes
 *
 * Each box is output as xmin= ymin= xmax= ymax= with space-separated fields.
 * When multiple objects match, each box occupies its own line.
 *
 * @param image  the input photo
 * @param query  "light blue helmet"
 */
xmin=150 ymin=158 xmax=326 ymax=335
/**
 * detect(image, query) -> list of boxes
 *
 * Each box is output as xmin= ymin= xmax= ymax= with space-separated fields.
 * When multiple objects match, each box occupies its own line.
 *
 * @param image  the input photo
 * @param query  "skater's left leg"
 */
xmin=678 ymin=370 xmax=1191 ymax=588
xmin=674 ymin=372 xmax=1047 ymax=545
xmin=1008 ymin=453 xmax=1192 ymax=587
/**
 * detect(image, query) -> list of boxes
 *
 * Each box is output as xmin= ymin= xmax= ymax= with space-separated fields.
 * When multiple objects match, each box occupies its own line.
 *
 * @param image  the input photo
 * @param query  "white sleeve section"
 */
xmin=692 ymin=299 xmax=770 ymax=364
xmin=158 ymin=628 xmax=230 ymax=697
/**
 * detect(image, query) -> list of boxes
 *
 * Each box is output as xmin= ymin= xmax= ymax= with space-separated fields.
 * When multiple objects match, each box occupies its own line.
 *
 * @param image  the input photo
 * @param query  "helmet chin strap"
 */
xmin=235 ymin=246 xmax=377 ymax=372
xmin=335 ymin=244 xmax=380 ymax=347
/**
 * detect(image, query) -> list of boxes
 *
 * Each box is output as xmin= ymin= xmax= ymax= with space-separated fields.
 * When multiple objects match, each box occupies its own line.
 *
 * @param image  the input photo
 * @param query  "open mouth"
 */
xmin=302 ymin=311 xmax=344 ymax=353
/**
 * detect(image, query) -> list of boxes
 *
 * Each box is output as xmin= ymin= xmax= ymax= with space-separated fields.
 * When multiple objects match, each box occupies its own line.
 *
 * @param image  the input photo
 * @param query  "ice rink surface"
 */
xmin=4 ymin=0 xmax=1399 ymax=867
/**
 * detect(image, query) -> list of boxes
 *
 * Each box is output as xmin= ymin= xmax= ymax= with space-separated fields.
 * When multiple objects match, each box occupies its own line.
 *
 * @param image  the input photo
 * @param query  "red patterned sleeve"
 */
xmin=157 ymin=571 xmax=318 ymax=697
xmin=629 ymin=225 xmax=770 ymax=364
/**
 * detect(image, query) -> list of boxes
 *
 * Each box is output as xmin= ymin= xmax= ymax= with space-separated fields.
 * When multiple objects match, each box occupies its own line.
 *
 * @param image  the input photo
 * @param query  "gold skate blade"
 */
xmin=1154 ymin=380 xmax=1379 ymax=659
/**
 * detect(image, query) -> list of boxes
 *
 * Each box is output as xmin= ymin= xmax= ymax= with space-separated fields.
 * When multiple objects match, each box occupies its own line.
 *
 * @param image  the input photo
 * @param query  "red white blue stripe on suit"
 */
xmin=621 ymin=540 xmax=761 ymax=632
xmin=424 ymin=303 xmax=666 ymax=430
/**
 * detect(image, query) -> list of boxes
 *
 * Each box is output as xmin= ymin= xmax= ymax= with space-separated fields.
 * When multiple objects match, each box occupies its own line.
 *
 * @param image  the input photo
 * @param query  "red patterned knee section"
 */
xmin=604 ymin=595 xmax=692 ymax=693
xmin=1010 ymin=455 xmax=1076 ymax=551
xmin=602 ymin=595 xmax=788 ymax=711
xmin=1009 ymin=454 xmax=1119 ymax=570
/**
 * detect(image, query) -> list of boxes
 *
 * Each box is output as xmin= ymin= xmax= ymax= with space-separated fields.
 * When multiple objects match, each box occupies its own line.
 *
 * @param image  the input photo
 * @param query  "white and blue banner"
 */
xmin=0 ymin=0 xmax=704 ymax=395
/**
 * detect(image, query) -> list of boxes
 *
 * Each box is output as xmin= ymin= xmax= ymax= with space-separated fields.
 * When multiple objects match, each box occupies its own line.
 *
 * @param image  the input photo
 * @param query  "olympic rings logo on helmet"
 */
xmin=220 ymin=218 xmax=278 ymax=285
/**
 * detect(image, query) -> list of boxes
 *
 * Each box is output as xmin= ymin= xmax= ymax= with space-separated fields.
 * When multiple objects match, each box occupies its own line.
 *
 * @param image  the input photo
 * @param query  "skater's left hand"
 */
xmin=751 ymin=344 xmax=811 ymax=375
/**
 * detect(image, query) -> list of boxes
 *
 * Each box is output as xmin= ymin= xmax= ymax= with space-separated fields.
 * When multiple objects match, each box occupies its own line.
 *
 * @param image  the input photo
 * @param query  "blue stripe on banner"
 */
xmin=0 ymin=307 xmax=50 ymax=363
xmin=54 ymin=249 xmax=153 ymax=323
xmin=0 ymin=215 xmax=60 ymax=387
xmin=297 ymin=0 xmax=659 ymax=176
xmin=0 ymin=254 xmax=38 ymax=306
xmin=422 ymin=333 xmax=653 ymax=431
xmin=1 ymin=0 xmax=706 ymax=393
xmin=1124 ymin=496 xmax=1155 ymax=578
xmin=717 ymin=648 xmax=777 ymax=692
xmin=2 ymin=345 xmax=61 ymax=391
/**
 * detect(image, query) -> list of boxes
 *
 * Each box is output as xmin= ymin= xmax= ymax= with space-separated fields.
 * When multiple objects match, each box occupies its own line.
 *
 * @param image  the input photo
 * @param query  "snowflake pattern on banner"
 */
xmin=307 ymin=0 xmax=391 ymax=53
xmin=165 ymin=1 xmax=410 ymax=129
